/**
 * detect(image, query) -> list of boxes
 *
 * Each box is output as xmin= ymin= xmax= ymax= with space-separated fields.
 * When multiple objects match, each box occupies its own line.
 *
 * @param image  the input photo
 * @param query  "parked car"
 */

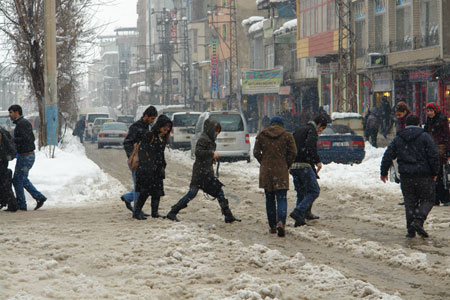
xmin=170 ymin=112 xmax=201 ymax=149
xmin=317 ymin=124 xmax=365 ymax=164
xmin=85 ymin=113 xmax=110 ymax=139
xmin=97 ymin=122 xmax=128 ymax=149
xmin=191 ymin=111 xmax=251 ymax=162
xmin=91 ymin=118 xmax=115 ymax=142
xmin=117 ymin=115 xmax=134 ymax=127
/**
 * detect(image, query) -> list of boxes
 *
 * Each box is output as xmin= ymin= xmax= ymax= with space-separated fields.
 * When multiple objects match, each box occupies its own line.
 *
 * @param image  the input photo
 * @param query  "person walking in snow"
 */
xmin=73 ymin=116 xmax=85 ymax=144
xmin=166 ymin=118 xmax=240 ymax=223
xmin=364 ymin=107 xmax=380 ymax=148
xmin=133 ymin=115 xmax=172 ymax=220
xmin=253 ymin=116 xmax=297 ymax=237
xmin=394 ymin=101 xmax=411 ymax=133
xmin=0 ymin=126 xmax=18 ymax=212
xmin=9 ymin=105 xmax=47 ymax=211
xmin=424 ymin=102 xmax=450 ymax=206
xmin=288 ymin=115 xmax=327 ymax=227
xmin=121 ymin=106 xmax=158 ymax=215
xmin=380 ymin=115 xmax=440 ymax=238
xmin=381 ymin=96 xmax=391 ymax=138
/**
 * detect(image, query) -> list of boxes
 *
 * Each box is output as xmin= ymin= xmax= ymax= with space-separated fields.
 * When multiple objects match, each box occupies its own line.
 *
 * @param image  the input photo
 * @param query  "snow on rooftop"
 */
xmin=248 ymin=20 xmax=265 ymax=34
xmin=273 ymin=18 xmax=297 ymax=36
xmin=138 ymin=86 xmax=151 ymax=93
xmin=242 ymin=16 xmax=265 ymax=27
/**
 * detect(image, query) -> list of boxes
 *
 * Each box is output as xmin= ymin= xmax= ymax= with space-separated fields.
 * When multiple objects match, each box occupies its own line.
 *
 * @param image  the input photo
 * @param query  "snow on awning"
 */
xmin=138 ymin=86 xmax=151 ymax=93
xmin=242 ymin=16 xmax=265 ymax=27
xmin=273 ymin=19 xmax=297 ymax=36
xmin=248 ymin=20 xmax=265 ymax=34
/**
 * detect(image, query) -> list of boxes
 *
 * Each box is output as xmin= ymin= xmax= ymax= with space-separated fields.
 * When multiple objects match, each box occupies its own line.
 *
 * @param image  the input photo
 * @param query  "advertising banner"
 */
xmin=210 ymin=37 xmax=219 ymax=99
xmin=242 ymin=67 xmax=283 ymax=95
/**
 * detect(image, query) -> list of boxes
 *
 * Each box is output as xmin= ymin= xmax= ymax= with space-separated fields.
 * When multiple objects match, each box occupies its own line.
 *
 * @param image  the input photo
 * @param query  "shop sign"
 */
xmin=409 ymin=68 xmax=432 ymax=83
xmin=279 ymin=86 xmax=291 ymax=95
xmin=373 ymin=72 xmax=392 ymax=92
xmin=210 ymin=38 xmax=219 ymax=99
xmin=330 ymin=63 xmax=338 ymax=72
xmin=318 ymin=64 xmax=330 ymax=75
xmin=242 ymin=67 xmax=283 ymax=95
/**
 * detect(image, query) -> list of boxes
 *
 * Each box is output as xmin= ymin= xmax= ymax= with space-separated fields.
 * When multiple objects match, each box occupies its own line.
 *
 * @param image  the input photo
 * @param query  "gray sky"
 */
xmin=94 ymin=0 xmax=138 ymax=36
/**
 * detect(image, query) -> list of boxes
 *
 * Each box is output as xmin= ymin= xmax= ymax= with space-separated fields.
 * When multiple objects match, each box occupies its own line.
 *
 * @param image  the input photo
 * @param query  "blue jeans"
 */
xmin=13 ymin=154 xmax=46 ymax=210
xmin=291 ymin=167 xmax=320 ymax=213
xmin=178 ymin=187 xmax=227 ymax=208
xmin=121 ymin=165 xmax=139 ymax=211
xmin=264 ymin=189 xmax=287 ymax=229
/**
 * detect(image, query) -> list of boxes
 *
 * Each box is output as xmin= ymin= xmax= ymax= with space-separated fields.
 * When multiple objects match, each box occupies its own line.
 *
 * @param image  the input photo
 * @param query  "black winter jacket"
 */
xmin=293 ymin=121 xmax=321 ymax=167
xmin=190 ymin=118 xmax=218 ymax=188
xmin=13 ymin=117 xmax=35 ymax=154
xmin=123 ymin=118 xmax=150 ymax=158
xmin=380 ymin=126 xmax=440 ymax=178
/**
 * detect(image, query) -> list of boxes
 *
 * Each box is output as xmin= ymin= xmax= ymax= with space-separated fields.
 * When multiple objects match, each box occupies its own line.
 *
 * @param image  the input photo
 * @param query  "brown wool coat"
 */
xmin=253 ymin=125 xmax=297 ymax=191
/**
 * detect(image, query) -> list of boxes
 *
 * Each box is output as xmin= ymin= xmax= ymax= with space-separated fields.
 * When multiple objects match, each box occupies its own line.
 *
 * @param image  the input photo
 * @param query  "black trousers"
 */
xmin=365 ymin=128 xmax=378 ymax=148
xmin=435 ymin=164 xmax=449 ymax=205
xmin=0 ymin=160 xmax=17 ymax=209
xmin=400 ymin=177 xmax=434 ymax=231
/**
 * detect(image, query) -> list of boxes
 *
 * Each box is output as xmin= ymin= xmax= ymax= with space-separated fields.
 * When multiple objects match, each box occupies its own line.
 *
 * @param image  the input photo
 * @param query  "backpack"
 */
xmin=0 ymin=128 xmax=17 ymax=161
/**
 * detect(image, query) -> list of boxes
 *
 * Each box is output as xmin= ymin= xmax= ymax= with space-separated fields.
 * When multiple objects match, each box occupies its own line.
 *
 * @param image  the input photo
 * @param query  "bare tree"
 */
xmin=0 ymin=0 xmax=97 ymax=147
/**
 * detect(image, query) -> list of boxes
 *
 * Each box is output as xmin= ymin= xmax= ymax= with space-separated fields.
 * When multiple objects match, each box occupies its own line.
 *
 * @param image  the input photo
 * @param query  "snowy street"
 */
xmin=1 ymin=136 xmax=450 ymax=299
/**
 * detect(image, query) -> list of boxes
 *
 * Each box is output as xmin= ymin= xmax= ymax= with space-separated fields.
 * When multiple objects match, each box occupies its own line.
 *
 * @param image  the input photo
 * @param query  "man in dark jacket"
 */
xmin=424 ymin=102 xmax=450 ymax=206
xmin=0 ymin=127 xmax=18 ymax=212
xmin=364 ymin=108 xmax=380 ymax=148
xmin=289 ymin=115 xmax=328 ymax=227
xmin=121 ymin=106 xmax=158 ymax=213
xmin=166 ymin=118 xmax=240 ymax=223
xmin=381 ymin=115 xmax=440 ymax=238
xmin=9 ymin=105 xmax=47 ymax=211
xmin=73 ymin=116 xmax=85 ymax=143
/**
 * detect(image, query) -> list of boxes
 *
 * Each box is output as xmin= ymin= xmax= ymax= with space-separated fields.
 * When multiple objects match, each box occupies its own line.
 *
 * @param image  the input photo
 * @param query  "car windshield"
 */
xmin=88 ymin=114 xmax=108 ymax=123
xmin=210 ymin=114 xmax=244 ymax=132
xmin=173 ymin=114 xmax=200 ymax=127
xmin=322 ymin=124 xmax=355 ymax=135
xmin=117 ymin=116 xmax=134 ymax=123
xmin=102 ymin=122 xmax=127 ymax=131
xmin=94 ymin=119 xmax=113 ymax=126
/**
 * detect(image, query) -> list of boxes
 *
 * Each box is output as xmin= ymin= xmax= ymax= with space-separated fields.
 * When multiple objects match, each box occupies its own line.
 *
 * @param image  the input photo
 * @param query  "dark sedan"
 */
xmin=318 ymin=124 xmax=365 ymax=164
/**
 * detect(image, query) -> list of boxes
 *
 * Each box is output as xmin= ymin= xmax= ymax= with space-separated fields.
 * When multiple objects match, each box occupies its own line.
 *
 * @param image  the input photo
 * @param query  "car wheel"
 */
xmin=98 ymin=143 xmax=104 ymax=149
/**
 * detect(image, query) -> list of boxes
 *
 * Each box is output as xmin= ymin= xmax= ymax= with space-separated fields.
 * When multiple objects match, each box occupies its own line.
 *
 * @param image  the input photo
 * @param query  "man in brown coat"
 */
xmin=254 ymin=116 xmax=297 ymax=237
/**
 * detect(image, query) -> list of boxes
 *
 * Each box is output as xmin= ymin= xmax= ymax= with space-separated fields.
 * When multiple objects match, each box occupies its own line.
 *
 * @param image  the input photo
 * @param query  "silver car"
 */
xmin=170 ymin=112 xmax=201 ymax=149
xmin=97 ymin=122 xmax=128 ymax=149
xmin=190 ymin=111 xmax=251 ymax=162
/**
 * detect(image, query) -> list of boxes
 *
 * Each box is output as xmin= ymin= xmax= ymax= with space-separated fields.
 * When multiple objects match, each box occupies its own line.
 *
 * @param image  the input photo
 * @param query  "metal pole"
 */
xmin=44 ymin=0 xmax=58 ymax=150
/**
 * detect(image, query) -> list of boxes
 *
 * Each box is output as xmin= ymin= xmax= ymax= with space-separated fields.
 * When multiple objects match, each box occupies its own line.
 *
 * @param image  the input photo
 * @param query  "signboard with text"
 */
xmin=242 ymin=68 xmax=283 ymax=95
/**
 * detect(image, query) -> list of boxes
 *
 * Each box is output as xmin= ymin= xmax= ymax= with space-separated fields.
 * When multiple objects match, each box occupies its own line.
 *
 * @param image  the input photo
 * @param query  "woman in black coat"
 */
xmin=133 ymin=115 xmax=173 ymax=220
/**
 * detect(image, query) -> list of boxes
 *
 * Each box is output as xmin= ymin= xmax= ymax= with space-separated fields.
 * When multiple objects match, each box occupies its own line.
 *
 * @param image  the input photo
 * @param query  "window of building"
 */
xmin=375 ymin=0 xmax=386 ymax=13
xmin=421 ymin=0 xmax=439 ymax=47
xmin=354 ymin=1 xmax=366 ymax=57
xmin=222 ymin=24 xmax=227 ymax=40
xmin=193 ymin=29 xmax=198 ymax=54
xmin=266 ymin=45 xmax=274 ymax=69
xmin=374 ymin=1 xmax=385 ymax=51
xmin=395 ymin=1 xmax=412 ymax=51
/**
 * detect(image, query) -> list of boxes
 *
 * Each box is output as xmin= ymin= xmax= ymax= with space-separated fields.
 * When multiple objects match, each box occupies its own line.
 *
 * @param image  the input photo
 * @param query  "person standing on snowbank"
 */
xmin=166 ymin=118 xmax=240 ymax=223
xmin=289 ymin=115 xmax=327 ymax=227
xmin=424 ymin=102 xmax=450 ymax=206
xmin=122 ymin=106 xmax=158 ymax=215
xmin=9 ymin=105 xmax=47 ymax=211
xmin=380 ymin=115 xmax=440 ymax=238
xmin=253 ymin=116 xmax=297 ymax=237
xmin=133 ymin=115 xmax=172 ymax=220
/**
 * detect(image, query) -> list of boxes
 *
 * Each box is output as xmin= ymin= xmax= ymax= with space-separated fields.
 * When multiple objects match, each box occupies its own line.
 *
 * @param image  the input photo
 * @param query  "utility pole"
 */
xmin=336 ymin=0 xmax=357 ymax=112
xmin=44 ymin=0 xmax=58 ymax=153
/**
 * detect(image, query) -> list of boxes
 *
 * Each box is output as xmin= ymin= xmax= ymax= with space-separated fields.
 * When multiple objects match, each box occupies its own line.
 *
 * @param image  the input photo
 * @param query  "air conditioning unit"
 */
xmin=368 ymin=53 xmax=386 ymax=68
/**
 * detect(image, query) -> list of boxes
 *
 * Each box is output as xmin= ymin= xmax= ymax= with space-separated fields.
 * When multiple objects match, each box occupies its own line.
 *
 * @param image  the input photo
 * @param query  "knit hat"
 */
xmin=426 ymin=102 xmax=441 ymax=113
xmin=270 ymin=116 xmax=284 ymax=126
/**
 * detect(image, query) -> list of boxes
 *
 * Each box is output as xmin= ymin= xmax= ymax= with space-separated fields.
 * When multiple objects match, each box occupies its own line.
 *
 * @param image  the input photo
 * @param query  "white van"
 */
xmin=190 ymin=111 xmax=250 ymax=162
xmin=170 ymin=112 xmax=201 ymax=149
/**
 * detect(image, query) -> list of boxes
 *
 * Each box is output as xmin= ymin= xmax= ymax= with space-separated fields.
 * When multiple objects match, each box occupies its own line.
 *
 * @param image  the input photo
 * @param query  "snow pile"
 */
xmin=8 ymin=133 xmax=125 ymax=207
xmin=332 ymin=112 xmax=363 ymax=120
xmin=242 ymin=16 xmax=265 ymax=27
xmin=248 ymin=20 xmax=265 ymax=34
xmin=273 ymin=18 xmax=297 ymax=36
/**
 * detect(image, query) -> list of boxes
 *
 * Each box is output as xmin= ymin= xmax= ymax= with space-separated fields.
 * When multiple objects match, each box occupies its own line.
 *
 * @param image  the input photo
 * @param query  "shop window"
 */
xmin=395 ymin=1 xmax=412 ymax=51
xmin=420 ymin=0 xmax=439 ymax=47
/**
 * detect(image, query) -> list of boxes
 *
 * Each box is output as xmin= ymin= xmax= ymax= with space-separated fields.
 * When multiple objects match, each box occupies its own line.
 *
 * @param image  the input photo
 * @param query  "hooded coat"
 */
xmin=135 ymin=115 xmax=172 ymax=196
xmin=380 ymin=126 xmax=440 ymax=178
xmin=190 ymin=118 xmax=219 ymax=188
xmin=424 ymin=112 xmax=450 ymax=162
xmin=253 ymin=124 xmax=297 ymax=191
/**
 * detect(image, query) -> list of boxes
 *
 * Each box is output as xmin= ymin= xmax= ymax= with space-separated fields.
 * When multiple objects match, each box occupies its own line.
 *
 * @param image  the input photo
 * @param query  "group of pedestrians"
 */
xmin=120 ymin=106 xmax=240 ymax=223
xmin=0 ymin=105 xmax=47 ymax=212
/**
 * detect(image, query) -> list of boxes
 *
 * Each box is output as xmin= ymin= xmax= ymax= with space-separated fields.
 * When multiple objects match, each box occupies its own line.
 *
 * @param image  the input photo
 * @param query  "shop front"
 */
xmin=409 ymin=67 xmax=440 ymax=122
xmin=372 ymin=71 xmax=393 ymax=109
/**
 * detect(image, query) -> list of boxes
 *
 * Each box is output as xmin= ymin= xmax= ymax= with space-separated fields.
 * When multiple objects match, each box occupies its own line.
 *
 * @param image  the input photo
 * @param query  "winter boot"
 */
xmin=305 ymin=207 xmax=319 ymax=220
xmin=411 ymin=219 xmax=428 ymax=238
xmin=151 ymin=197 xmax=163 ymax=218
xmin=166 ymin=202 xmax=187 ymax=222
xmin=133 ymin=196 xmax=147 ymax=220
xmin=290 ymin=208 xmax=306 ymax=227
xmin=221 ymin=206 xmax=241 ymax=223
xmin=405 ymin=230 xmax=416 ymax=238
xmin=276 ymin=221 xmax=285 ymax=237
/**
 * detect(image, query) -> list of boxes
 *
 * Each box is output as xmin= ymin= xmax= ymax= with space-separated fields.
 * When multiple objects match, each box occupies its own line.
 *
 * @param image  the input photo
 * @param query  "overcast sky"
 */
xmin=93 ymin=0 xmax=138 ymax=36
